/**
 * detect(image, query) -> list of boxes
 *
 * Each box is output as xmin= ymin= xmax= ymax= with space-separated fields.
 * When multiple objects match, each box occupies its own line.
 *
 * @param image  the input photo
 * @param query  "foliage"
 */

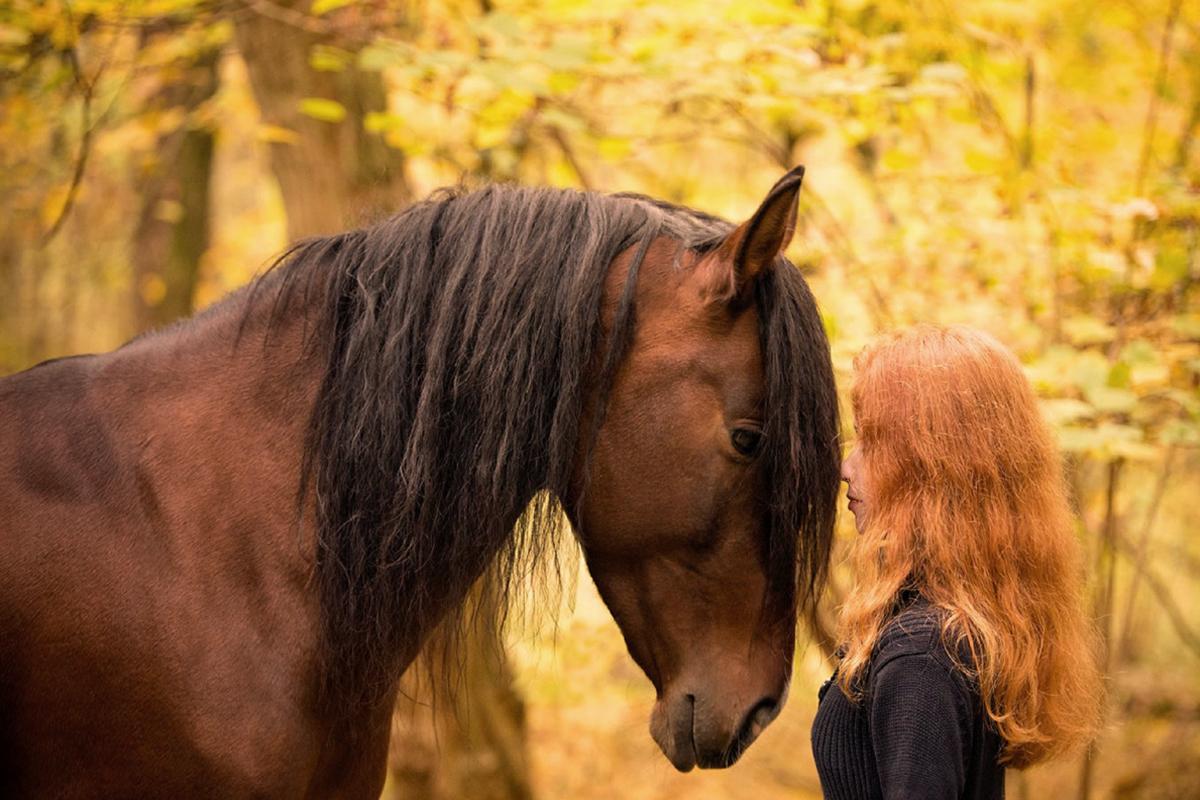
xmin=1 ymin=1 xmax=1198 ymax=798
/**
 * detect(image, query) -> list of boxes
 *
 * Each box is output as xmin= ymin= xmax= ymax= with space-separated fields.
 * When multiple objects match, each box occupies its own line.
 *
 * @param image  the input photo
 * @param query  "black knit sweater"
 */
xmin=811 ymin=598 xmax=1006 ymax=800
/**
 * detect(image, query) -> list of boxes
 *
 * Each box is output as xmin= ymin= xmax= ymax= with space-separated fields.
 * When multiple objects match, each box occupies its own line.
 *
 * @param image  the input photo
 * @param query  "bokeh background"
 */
xmin=2 ymin=1 xmax=1198 ymax=798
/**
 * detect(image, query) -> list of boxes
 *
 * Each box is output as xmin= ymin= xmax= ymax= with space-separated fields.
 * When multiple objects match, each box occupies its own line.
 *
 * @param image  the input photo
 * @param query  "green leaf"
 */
xmin=918 ymin=62 xmax=968 ymax=84
xmin=1152 ymin=245 xmax=1190 ymax=290
xmin=1108 ymin=439 xmax=1158 ymax=461
xmin=1084 ymin=385 xmax=1138 ymax=414
xmin=1129 ymin=361 xmax=1169 ymax=387
xmin=1056 ymin=425 xmax=1103 ymax=454
xmin=1173 ymin=314 xmax=1200 ymax=340
xmin=1162 ymin=419 xmax=1200 ymax=446
xmin=298 ymin=97 xmax=347 ymax=123
xmin=1108 ymin=360 xmax=1131 ymax=389
xmin=1119 ymin=339 xmax=1158 ymax=365
xmin=539 ymin=107 xmax=585 ymax=133
xmin=1068 ymin=350 xmax=1112 ymax=395
xmin=310 ymin=45 xmax=351 ymax=73
xmin=1041 ymin=398 xmax=1095 ymax=426
xmin=1096 ymin=423 xmax=1154 ymax=461
xmin=1062 ymin=315 xmax=1116 ymax=346
xmin=474 ymin=11 xmax=523 ymax=40
xmin=358 ymin=43 xmax=410 ymax=72
xmin=542 ymin=35 xmax=593 ymax=71
xmin=1163 ymin=388 xmax=1200 ymax=415
xmin=1058 ymin=423 xmax=1155 ymax=460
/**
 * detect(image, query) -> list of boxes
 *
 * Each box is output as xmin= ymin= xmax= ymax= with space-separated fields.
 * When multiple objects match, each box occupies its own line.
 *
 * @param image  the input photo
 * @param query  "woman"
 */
xmin=812 ymin=325 xmax=1104 ymax=800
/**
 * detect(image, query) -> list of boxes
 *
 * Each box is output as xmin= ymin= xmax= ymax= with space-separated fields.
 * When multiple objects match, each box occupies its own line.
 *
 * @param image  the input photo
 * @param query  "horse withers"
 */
xmin=0 ymin=169 xmax=839 ymax=797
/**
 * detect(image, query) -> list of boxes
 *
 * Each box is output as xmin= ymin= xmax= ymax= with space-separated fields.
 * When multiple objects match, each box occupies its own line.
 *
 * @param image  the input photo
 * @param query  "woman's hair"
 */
xmin=836 ymin=324 xmax=1104 ymax=768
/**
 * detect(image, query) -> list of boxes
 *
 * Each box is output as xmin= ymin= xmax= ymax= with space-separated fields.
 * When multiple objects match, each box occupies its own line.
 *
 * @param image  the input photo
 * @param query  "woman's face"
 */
xmin=841 ymin=444 xmax=870 ymax=534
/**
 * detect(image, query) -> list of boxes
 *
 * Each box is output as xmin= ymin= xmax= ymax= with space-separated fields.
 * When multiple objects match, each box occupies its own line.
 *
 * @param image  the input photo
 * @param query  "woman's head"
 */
xmin=845 ymin=325 xmax=1050 ymax=532
xmin=837 ymin=324 xmax=1103 ymax=768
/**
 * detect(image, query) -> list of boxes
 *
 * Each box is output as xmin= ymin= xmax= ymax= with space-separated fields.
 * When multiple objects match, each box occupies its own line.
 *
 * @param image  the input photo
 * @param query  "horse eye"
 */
xmin=731 ymin=427 xmax=764 ymax=457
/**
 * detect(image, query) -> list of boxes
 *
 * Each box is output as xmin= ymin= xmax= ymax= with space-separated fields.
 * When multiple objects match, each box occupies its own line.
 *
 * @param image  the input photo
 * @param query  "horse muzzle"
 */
xmin=649 ymin=683 xmax=786 ymax=771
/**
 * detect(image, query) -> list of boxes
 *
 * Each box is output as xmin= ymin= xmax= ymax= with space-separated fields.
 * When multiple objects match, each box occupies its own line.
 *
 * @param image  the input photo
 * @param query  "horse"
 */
xmin=0 ymin=167 xmax=839 ymax=798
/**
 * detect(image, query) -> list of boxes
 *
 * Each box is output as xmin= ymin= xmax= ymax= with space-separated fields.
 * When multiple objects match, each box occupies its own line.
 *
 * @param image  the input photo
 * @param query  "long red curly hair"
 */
xmin=836 ymin=324 xmax=1104 ymax=768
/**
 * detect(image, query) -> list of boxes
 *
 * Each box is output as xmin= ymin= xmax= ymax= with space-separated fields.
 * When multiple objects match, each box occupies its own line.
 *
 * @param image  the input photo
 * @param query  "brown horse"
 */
xmin=0 ymin=169 xmax=839 ymax=798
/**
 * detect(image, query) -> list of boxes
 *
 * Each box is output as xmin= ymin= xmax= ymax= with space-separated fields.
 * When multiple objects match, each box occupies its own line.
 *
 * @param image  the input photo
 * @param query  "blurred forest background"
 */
xmin=2 ymin=0 xmax=1198 ymax=798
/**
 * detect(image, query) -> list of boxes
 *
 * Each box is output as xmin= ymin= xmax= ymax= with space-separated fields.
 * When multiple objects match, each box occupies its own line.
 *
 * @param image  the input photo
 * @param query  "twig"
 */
xmin=1115 ymin=444 xmax=1177 ymax=661
xmin=1078 ymin=457 xmax=1123 ymax=800
xmin=1021 ymin=51 xmax=1035 ymax=169
xmin=41 ymin=48 xmax=95 ymax=244
xmin=1134 ymin=0 xmax=1184 ymax=196
xmin=240 ymin=0 xmax=334 ymax=36
xmin=965 ymin=74 xmax=1019 ymax=165
xmin=723 ymin=99 xmax=793 ymax=170
xmin=1156 ymin=539 xmax=1200 ymax=578
xmin=1173 ymin=93 xmax=1200 ymax=171
xmin=1097 ymin=458 xmax=1124 ymax=675
xmin=800 ymin=186 xmax=894 ymax=330
xmin=546 ymin=126 xmax=593 ymax=191
xmin=1115 ymin=527 xmax=1200 ymax=658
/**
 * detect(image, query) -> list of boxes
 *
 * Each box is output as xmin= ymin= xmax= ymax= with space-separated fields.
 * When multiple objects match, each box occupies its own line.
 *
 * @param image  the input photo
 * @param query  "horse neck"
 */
xmin=115 ymin=261 xmax=572 ymax=695
xmin=105 ymin=284 xmax=326 ymax=559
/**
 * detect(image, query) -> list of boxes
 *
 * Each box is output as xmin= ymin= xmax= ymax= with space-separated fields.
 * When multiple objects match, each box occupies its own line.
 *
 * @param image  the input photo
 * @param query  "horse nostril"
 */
xmin=742 ymin=696 xmax=780 ymax=741
xmin=715 ymin=696 xmax=781 ymax=768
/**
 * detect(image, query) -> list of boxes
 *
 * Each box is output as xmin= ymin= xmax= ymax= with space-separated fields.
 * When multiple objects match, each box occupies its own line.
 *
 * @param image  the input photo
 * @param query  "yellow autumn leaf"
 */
xmin=298 ymin=98 xmax=347 ymax=123
xmin=256 ymin=124 xmax=302 ymax=144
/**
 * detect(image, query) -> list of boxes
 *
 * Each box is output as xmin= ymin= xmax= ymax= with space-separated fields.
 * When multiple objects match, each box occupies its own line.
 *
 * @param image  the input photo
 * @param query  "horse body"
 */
xmin=0 ymin=174 xmax=840 ymax=797
xmin=0 ymin=318 xmax=385 ymax=796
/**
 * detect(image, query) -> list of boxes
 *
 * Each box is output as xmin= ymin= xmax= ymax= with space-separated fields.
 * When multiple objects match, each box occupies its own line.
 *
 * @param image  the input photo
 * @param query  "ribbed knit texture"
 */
xmin=811 ymin=598 xmax=1005 ymax=800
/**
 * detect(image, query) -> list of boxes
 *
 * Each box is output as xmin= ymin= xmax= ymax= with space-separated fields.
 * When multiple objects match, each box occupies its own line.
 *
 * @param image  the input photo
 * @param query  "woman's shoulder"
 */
xmin=871 ymin=595 xmax=976 ymax=685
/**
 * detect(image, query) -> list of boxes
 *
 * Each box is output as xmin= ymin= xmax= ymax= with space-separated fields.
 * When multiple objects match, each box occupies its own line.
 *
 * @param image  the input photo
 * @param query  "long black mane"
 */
xmin=264 ymin=184 xmax=839 ymax=711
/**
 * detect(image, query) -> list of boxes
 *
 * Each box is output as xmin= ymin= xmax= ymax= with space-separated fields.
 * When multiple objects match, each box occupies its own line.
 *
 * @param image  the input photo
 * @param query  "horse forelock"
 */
xmin=754 ymin=262 xmax=841 ymax=622
xmin=255 ymin=183 xmax=836 ymax=713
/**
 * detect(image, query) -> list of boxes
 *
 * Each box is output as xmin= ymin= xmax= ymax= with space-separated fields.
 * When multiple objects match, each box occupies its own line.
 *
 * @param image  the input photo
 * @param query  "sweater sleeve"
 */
xmin=869 ymin=652 xmax=972 ymax=800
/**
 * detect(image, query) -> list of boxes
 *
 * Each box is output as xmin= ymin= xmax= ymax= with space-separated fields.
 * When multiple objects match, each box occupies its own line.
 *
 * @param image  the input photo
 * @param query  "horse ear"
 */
xmin=704 ymin=166 xmax=805 ymax=305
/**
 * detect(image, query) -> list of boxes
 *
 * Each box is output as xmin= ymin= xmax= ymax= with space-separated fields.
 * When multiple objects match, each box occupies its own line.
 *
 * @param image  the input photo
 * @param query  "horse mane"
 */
xmin=258 ymin=184 xmax=839 ymax=712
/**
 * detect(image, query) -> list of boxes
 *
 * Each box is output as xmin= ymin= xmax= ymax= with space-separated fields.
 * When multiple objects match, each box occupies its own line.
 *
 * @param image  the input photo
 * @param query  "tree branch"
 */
xmin=1116 ymin=445 xmax=1176 ymax=661
xmin=41 ymin=48 xmax=95 ymax=245
xmin=1115 ymin=525 xmax=1200 ymax=658
xmin=239 ymin=0 xmax=334 ymax=36
xmin=799 ymin=186 xmax=895 ymax=330
xmin=546 ymin=126 xmax=593 ymax=191
xmin=1134 ymin=0 xmax=1184 ymax=196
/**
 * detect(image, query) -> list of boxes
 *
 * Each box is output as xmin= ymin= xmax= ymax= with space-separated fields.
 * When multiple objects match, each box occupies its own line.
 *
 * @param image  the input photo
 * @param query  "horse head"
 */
xmin=570 ymin=168 xmax=838 ymax=771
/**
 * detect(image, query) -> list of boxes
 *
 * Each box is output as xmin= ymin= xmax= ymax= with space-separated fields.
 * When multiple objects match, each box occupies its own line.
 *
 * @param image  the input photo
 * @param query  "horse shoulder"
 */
xmin=0 ymin=353 xmax=344 ymax=797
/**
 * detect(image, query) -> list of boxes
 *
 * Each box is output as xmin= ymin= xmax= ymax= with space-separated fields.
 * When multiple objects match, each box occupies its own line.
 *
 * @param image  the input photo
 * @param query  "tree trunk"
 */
xmin=234 ymin=6 xmax=530 ymax=799
xmin=131 ymin=40 xmax=219 ymax=331
xmin=390 ymin=588 xmax=533 ymax=800
xmin=233 ymin=4 xmax=411 ymax=239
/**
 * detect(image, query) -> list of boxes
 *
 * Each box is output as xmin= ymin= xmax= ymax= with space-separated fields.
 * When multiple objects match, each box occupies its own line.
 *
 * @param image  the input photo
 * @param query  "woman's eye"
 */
xmin=731 ymin=428 xmax=764 ymax=457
